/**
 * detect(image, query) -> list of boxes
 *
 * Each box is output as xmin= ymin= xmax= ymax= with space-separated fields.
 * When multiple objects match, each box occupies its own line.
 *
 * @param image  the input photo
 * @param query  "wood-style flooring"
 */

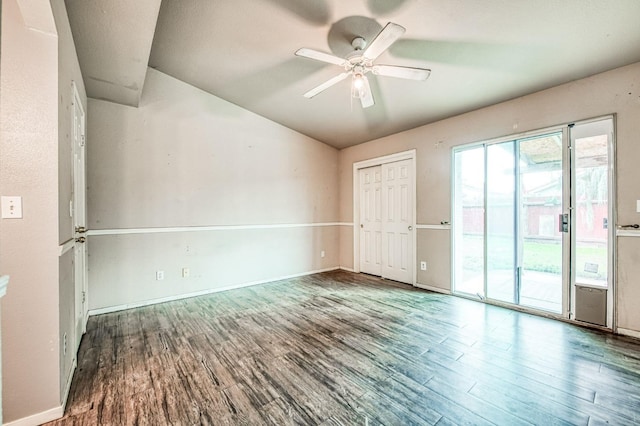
xmin=48 ymin=270 xmax=640 ymax=425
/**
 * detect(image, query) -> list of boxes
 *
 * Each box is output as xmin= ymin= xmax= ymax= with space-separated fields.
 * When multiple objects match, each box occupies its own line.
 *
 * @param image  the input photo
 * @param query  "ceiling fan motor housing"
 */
xmin=351 ymin=36 xmax=367 ymax=51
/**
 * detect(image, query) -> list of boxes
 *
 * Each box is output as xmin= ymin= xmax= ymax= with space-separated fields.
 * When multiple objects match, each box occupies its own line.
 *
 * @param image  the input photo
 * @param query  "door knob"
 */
xmin=408 ymin=225 xmax=413 ymax=231
xmin=75 ymin=226 xmax=87 ymax=233
xmin=360 ymin=224 xmax=364 ymax=228
xmin=75 ymin=237 xmax=86 ymax=243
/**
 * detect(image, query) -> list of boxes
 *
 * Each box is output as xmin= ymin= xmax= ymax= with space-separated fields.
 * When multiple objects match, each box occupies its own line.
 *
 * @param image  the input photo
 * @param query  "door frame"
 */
xmin=353 ymin=149 xmax=417 ymax=285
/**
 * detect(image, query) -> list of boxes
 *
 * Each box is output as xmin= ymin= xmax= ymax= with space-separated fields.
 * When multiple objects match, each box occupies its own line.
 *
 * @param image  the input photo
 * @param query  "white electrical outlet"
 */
xmin=637 ymin=200 xmax=640 ymax=213
xmin=321 ymin=250 xmax=325 ymax=258
xmin=420 ymin=261 xmax=427 ymax=271
xmin=156 ymin=270 xmax=165 ymax=280
xmin=182 ymin=267 xmax=190 ymax=278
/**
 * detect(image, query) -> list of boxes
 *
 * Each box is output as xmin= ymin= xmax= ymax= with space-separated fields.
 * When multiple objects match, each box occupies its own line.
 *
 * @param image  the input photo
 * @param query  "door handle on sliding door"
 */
xmin=558 ymin=214 xmax=569 ymax=233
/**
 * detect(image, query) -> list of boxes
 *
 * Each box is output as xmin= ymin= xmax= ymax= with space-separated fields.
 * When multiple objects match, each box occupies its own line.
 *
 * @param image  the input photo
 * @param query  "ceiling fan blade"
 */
xmin=360 ymin=76 xmax=375 ymax=108
xmin=295 ymin=48 xmax=347 ymax=66
xmin=363 ymin=22 xmax=406 ymax=61
xmin=372 ymin=65 xmax=431 ymax=81
xmin=303 ymin=72 xmax=350 ymax=98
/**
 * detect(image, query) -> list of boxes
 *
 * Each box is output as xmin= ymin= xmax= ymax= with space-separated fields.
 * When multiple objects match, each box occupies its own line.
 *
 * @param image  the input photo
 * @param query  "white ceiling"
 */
xmin=65 ymin=0 xmax=640 ymax=149
xmin=66 ymin=0 xmax=162 ymax=107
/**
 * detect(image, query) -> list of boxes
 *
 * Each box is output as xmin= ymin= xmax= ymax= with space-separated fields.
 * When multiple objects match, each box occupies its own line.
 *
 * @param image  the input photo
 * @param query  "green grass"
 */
xmin=458 ymin=234 xmax=607 ymax=279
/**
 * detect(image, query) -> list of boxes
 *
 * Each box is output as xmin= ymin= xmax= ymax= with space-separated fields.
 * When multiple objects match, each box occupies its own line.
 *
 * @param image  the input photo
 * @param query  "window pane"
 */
xmin=575 ymin=133 xmax=609 ymax=287
xmin=486 ymin=141 xmax=515 ymax=303
xmin=519 ymin=134 xmax=563 ymax=313
xmin=453 ymin=147 xmax=485 ymax=296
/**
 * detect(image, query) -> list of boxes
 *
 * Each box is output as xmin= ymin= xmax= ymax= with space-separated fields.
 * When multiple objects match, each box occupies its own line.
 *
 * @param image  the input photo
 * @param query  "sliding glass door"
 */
xmin=453 ymin=118 xmax=614 ymax=323
xmin=517 ymin=134 xmax=564 ymax=312
xmin=481 ymin=133 xmax=565 ymax=312
xmin=453 ymin=147 xmax=485 ymax=297
xmin=570 ymin=119 xmax=614 ymax=326
xmin=485 ymin=141 xmax=516 ymax=304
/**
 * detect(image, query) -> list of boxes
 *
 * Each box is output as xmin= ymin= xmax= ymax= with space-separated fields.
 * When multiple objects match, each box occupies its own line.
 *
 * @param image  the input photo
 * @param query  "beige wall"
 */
xmin=0 ymin=0 xmax=61 ymax=422
xmin=87 ymin=69 xmax=339 ymax=310
xmin=616 ymin=238 xmax=640 ymax=332
xmin=89 ymin=227 xmax=339 ymax=310
xmin=0 ymin=1 xmax=84 ymax=422
xmin=338 ymin=62 xmax=640 ymax=333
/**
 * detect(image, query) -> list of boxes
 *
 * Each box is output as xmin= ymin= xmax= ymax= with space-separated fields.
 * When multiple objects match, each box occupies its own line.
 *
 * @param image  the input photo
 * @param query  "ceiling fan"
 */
xmin=295 ymin=22 xmax=431 ymax=108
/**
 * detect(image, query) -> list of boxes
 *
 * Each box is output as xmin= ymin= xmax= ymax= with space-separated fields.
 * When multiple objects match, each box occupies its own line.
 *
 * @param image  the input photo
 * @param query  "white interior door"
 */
xmin=357 ymin=158 xmax=415 ymax=284
xmin=72 ymin=82 xmax=88 ymax=349
xmin=381 ymin=160 xmax=414 ymax=283
xmin=359 ymin=166 xmax=382 ymax=275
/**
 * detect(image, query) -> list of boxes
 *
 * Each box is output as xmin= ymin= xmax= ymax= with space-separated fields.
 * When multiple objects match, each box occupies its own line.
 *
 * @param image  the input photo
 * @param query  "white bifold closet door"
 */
xmin=359 ymin=159 xmax=413 ymax=284
xmin=359 ymin=166 xmax=382 ymax=275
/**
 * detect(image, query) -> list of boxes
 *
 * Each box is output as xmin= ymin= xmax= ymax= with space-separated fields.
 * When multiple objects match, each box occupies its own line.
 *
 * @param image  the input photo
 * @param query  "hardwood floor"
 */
xmin=48 ymin=271 xmax=640 ymax=425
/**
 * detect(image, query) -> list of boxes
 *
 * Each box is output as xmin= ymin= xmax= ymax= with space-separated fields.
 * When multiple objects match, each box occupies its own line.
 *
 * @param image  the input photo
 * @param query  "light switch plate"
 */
xmin=1 ymin=196 xmax=23 ymax=219
xmin=637 ymin=200 xmax=640 ymax=213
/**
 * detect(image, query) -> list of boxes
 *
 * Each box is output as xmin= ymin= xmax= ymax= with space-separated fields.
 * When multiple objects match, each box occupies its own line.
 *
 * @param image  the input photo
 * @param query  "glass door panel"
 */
xmin=518 ymin=134 xmax=564 ymax=313
xmin=574 ymin=130 xmax=609 ymax=288
xmin=486 ymin=142 xmax=516 ymax=304
xmin=453 ymin=147 xmax=485 ymax=296
xmin=570 ymin=118 xmax=613 ymax=328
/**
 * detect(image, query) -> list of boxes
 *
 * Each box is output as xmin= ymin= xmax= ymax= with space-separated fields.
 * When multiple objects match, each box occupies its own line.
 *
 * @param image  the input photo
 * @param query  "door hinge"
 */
xmin=81 ymin=134 xmax=86 ymax=147
xmin=82 ymin=291 xmax=86 ymax=304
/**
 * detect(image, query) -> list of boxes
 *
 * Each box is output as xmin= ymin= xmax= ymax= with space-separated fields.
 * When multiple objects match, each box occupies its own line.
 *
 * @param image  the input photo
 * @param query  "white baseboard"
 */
xmin=89 ymin=267 xmax=340 ymax=316
xmin=4 ymin=405 xmax=64 ymax=426
xmin=618 ymin=327 xmax=640 ymax=339
xmin=339 ymin=266 xmax=355 ymax=272
xmin=415 ymin=282 xmax=452 ymax=295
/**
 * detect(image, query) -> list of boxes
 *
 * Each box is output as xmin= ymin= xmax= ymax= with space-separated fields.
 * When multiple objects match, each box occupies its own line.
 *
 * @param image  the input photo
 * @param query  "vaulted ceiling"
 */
xmin=65 ymin=0 xmax=640 ymax=149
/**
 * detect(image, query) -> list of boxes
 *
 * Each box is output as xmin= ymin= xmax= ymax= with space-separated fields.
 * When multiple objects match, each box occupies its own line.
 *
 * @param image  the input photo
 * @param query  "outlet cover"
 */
xmin=420 ymin=261 xmax=427 ymax=271
xmin=182 ymin=268 xmax=190 ymax=278
xmin=1 ymin=196 xmax=23 ymax=219
xmin=156 ymin=270 xmax=165 ymax=280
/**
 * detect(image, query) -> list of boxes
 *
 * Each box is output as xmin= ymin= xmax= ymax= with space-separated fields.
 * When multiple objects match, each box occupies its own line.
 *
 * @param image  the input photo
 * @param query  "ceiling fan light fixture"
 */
xmin=351 ymin=73 xmax=365 ymax=98
xmin=295 ymin=21 xmax=429 ymax=108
